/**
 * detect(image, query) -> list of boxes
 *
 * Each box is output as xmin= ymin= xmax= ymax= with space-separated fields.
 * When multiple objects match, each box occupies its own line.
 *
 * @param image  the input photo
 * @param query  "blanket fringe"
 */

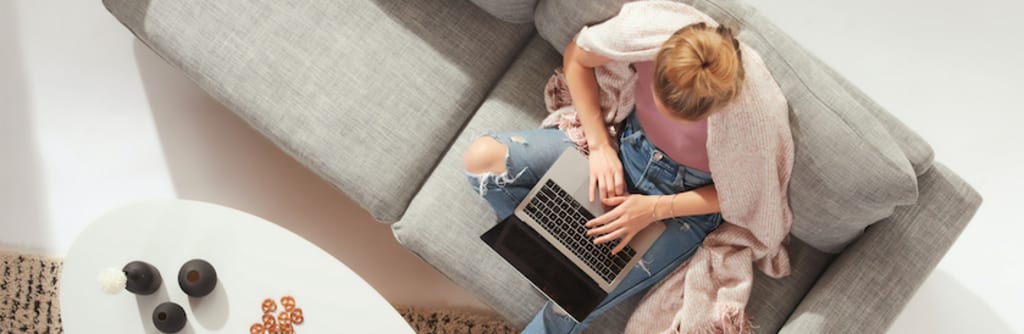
xmin=675 ymin=307 xmax=755 ymax=334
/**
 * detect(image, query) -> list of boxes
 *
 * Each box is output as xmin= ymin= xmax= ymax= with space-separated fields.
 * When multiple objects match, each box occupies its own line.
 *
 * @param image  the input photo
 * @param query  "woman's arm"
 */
xmin=563 ymin=38 xmax=630 ymax=200
xmin=655 ymin=185 xmax=720 ymax=219
xmin=563 ymin=39 xmax=613 ymax=148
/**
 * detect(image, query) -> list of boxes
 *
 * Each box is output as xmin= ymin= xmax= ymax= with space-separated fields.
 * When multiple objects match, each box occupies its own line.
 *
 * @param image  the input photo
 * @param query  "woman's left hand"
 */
xmin=585 ymin=194 xmax=661 ymax=255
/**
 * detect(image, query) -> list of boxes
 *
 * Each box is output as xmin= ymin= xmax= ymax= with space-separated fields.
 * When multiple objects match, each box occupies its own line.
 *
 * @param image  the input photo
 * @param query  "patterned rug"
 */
xmin=0 ymin=251 xmax=516 ymax=334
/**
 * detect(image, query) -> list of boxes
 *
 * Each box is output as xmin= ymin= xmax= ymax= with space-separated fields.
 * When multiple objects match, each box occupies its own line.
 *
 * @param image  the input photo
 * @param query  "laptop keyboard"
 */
xmin=523 ymin=179 xmax=637 ymax=284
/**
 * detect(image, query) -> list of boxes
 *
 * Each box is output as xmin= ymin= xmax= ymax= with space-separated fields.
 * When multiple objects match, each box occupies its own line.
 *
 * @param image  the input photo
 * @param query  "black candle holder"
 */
xmin=122 ymin=261 xmax=162 ymax=295
xmin=152 ymin=302 xmax=187 ymax=333
xmin=178 ymin=259 xmax=217 ymax=298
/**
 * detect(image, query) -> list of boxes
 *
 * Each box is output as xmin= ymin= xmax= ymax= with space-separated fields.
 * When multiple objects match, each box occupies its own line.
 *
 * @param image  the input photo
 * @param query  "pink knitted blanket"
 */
xmin=540 ymin=2 xmax=793 ymax=333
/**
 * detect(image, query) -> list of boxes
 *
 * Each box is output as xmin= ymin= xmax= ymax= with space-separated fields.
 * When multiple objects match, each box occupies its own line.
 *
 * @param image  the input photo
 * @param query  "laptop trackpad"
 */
xmin=481 ymin=216 xmax=607 ymax=322
xmin=575 ymin=182 xmax=606 ymax=217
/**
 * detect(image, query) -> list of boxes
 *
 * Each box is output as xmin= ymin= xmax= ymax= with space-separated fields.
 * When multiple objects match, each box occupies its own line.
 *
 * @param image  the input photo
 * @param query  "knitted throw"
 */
xmin=540 ymin=2 xmax=793 ymax=333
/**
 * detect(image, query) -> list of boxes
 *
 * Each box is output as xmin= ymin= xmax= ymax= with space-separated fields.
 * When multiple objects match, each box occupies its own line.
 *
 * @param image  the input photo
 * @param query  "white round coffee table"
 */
xmin=60 ymin=199 xmax=414 ymax=333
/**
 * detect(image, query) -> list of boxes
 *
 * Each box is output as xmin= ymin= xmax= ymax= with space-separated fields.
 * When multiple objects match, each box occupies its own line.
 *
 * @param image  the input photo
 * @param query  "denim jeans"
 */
xmin=465 ymin=111 xmax=723 ymax=333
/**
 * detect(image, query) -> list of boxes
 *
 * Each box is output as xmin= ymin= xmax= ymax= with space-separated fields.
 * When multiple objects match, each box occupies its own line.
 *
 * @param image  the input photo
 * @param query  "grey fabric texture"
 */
xmin=745 ymin=237 xmax=834 ymax=333
xmin=469 ymin=0 xmax=540 ymax=23
xmin=534 ymin=0 xmax=921 ymax=253
xmin=534 ymin=0 xmax=625 ymax=55
xmin=813 ymin=56 xmax=935 ymax=177
xmin=391 ymin=35 xmax=835 ymax=332
xmin=103 ymin=0 xmax=535 ymax=223
xmin=781 ymin=163 xmax=982 ymax=333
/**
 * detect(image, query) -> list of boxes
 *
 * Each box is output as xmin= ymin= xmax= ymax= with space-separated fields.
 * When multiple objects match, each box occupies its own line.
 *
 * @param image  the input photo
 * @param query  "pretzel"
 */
xmin=277 ymin=310 xmax=292 ymax=326
xmin=262 ymin=298 xmax=277 ymax=313
xmin=257 ymin=295 xmax=303 ymax=333
xmin=280 ymin=296 xmax=296 ymax=311
xmin=262 ymin=313 xmax=276 ymax=327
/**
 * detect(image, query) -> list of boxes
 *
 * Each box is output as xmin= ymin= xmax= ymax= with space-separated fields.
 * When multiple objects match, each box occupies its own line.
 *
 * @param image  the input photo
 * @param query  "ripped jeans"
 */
xmin=464 ymin=111 xmax=722 ymax=334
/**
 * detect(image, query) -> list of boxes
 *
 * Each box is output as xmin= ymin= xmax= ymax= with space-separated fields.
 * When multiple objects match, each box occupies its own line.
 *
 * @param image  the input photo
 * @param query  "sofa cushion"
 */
xmin=812 ymin=55 xmax=934 ymax=177
xmin=534 ymin=0 xmax=921 ymax=253
xmin=391 ymin=35 xmax=835 ymax=332
xmin=470 ymin=0 xmax=540 ymax=23
xmin=103 ymin=0 xmax=535 ymax=223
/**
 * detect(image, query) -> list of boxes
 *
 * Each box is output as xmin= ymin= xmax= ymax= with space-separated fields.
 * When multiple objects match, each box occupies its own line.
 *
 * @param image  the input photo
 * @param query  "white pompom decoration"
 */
xmin=97 ymin=267 xmax=127 ymax=294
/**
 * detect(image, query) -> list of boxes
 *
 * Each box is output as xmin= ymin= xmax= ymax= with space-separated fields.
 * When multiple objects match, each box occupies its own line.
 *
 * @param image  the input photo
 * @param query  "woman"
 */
xmin=462 ymin=20 xmax=745 ymax=333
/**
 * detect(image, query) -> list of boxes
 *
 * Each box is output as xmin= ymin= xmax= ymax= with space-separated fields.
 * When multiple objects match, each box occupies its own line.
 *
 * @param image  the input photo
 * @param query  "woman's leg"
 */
xmin=463 ymin=128 xmax=577 ymax=221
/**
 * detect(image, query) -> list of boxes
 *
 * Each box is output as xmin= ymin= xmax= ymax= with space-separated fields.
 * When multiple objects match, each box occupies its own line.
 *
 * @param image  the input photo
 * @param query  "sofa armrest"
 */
xmin=780 ymin=162 xmax=982 ymax=333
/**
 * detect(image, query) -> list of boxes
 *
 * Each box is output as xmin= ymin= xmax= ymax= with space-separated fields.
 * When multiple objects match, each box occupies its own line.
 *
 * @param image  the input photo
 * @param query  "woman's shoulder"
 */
xmin=576 ymin=1 xmax=714 ymax=62
xmin=709 ymin=45 xmax=788 ymax=127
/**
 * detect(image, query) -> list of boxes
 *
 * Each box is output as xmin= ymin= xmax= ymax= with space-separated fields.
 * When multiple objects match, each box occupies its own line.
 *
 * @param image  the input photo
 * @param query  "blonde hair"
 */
xmin=653 ymin=22 xmax=744 ymax=120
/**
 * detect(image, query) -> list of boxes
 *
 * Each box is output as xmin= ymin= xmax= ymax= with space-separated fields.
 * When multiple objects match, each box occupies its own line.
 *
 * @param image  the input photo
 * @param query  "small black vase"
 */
xmin=122 ymin=261 xmax=162 ymax=295
xmin=178 ymin=259 xmax=217 ymax=298
xmin=152 ymin=302 xmax=187 ymax=333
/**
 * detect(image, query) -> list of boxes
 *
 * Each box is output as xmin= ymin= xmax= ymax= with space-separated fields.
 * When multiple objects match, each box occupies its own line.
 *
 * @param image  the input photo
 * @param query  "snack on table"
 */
xmin=252 ymin=295 xmax=304 ymax=334
xmin=262 ymin=313 xmax=276 ymax=327
xmin=280 ymin=296 xmax=296 ymax=311
xmin=290 ymin=308 xmax=304 ymax=325
xmin=277 ymin=311 xmax=291 ymax=326
xmin=262 ymin=298 xmax=277 ymax=313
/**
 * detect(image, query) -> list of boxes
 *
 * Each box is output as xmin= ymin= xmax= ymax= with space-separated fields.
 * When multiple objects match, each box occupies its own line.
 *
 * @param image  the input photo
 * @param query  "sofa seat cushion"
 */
xmin=391 ymin=35 xmax=834 ymax=332
xmin=103 ymin=0 xmax=535 ymax=222
xmin=534 ymin=0 xmax=930 ymax=253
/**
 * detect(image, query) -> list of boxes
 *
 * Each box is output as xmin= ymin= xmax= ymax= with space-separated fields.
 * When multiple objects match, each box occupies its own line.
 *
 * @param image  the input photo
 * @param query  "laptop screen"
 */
xmin=481 ymin=215 xmax=607 ymax=322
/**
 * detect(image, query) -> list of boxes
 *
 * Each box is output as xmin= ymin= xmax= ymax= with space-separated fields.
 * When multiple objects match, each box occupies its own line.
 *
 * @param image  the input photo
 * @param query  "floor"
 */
xmin=1 ymin=0 xmax=1021 ymax=332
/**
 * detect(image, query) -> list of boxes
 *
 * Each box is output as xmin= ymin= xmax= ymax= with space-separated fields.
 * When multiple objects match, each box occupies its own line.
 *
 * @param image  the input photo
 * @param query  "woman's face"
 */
xmin=650 ymin=81 xmax=703 ymax=125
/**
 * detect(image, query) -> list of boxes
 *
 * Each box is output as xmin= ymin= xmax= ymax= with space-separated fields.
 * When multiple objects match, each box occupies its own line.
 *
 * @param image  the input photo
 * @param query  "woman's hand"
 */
xmin=588 ymin=143 xmax=626 ymax=203
xmin=585 ymin=194 xmax=660 ymax=255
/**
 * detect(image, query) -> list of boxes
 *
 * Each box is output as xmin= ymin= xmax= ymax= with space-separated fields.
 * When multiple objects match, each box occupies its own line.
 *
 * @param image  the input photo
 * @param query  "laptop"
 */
xmin=480 ymin=147 xmax=665 ymax=322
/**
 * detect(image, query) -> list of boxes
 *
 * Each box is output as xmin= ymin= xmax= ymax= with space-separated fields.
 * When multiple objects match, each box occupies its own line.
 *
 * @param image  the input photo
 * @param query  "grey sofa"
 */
xmin=103 ymin=0 xmax=982 ymax=332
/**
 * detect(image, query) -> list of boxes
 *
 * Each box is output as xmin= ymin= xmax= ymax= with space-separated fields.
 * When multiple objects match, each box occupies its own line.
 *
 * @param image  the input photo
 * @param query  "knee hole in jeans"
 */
xmin=463 ymin=136 xmax=508 ymax=174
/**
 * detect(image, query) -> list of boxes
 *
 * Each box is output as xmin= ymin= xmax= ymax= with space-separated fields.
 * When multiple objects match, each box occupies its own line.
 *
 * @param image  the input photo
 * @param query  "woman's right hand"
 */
xmin=588 ymin=143 xmax=626 ymax=203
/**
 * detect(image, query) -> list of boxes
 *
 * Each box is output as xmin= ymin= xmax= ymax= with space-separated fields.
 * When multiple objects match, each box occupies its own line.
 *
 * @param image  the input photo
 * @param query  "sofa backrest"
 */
xmin=529 ymin=0 xmax=934 ymax=253
xmin=103 ymin=0 xmax=537 ymax=223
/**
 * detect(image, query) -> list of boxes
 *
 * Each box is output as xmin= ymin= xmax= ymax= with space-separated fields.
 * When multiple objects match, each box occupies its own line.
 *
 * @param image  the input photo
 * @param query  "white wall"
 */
xmin=1 ymin=0 xmax=1022 ymax=332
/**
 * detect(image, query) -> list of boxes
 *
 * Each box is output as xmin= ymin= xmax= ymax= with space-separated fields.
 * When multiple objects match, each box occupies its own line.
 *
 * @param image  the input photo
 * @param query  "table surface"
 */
xmin=60 ymin=199 xmax=414 ymax=333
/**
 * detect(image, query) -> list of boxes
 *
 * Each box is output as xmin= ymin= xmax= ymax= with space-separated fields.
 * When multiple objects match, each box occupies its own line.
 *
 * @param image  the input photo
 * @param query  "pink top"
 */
xmin=632 ymin=61 xmax=711 ymax=173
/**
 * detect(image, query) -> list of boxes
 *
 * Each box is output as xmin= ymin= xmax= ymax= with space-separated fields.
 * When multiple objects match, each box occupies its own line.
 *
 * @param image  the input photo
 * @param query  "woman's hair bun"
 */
xmin=654 ymin=22 xmax=745 ymax=119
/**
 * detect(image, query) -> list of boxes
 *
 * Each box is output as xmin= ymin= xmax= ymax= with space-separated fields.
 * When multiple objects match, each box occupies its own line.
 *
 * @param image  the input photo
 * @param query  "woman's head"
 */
xmin=653 ymin=22 xmax=744 ymax=121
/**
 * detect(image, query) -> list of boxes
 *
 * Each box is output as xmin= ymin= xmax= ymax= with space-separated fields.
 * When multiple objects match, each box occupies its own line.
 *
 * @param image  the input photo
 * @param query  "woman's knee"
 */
xmin=463 ymin=136 xmax=508 ymax=174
